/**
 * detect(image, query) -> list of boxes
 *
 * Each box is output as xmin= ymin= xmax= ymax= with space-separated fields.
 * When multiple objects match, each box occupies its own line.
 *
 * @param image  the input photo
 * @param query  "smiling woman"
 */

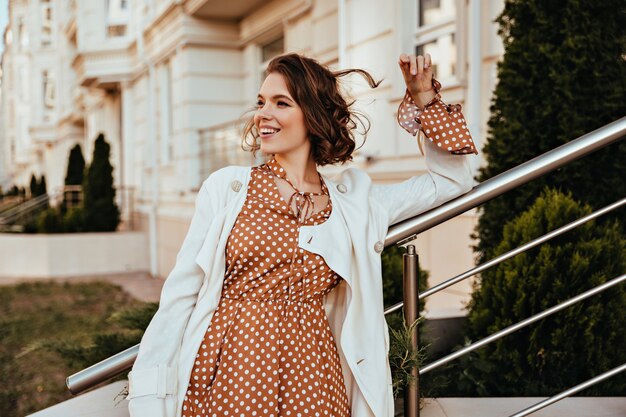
xmin=243 ymin=53 xmax=381 ymax=169
xmin=254 ymin=73 xmax=310 ymax=160
xmin=127 ymin=52 xmax=477 ymax=417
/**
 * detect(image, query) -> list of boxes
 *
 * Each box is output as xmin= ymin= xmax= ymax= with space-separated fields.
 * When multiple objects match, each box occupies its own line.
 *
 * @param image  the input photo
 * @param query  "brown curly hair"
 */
xmin=243 ymin=53 xmax=381 ymax=166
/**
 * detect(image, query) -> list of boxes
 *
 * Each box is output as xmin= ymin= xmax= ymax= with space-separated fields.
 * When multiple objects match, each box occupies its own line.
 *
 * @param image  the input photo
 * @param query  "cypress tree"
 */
xmin=64 ymin=144 xmax=86 ymax=186
xmin=61 ymin=143 xmax=86 ymax=216
xmin=29 ymin=174 xmax=37 ymax=198
xmin=38 ymin=176 xmax=47 ymax=196
xmin=463 ymin=189 xmax=626 ymax=395
xmin=82 ymin=133 xmax=120 ymax=232
xmin=475 ymin=0 xmax=626 ymax=262
xmin=39 ymin=175 xmax=49 ymax=209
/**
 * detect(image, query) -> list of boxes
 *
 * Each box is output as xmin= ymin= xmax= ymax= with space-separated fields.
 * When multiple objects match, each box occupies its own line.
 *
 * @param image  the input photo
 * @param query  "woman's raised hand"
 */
xmin=398 ymin=53 xmax=435 ymax=108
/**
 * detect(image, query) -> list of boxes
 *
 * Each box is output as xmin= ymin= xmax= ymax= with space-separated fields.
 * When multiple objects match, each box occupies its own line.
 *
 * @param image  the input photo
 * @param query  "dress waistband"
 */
xmin=221 ymin=295 xmax=322 ymax=304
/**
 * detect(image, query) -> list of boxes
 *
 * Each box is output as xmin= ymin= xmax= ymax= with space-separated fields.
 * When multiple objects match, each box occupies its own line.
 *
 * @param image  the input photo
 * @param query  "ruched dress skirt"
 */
xmin=181 ymin=158 xmax=351 ymax=417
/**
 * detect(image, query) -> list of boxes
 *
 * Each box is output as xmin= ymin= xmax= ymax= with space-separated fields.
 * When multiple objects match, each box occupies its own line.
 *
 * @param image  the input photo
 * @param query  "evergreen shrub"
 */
xmin=475 ymin=0 xmax=626 ymax=263
xmin=82 ymin=134 xmax=120 ymax=232
xmin=461 ymin=188 xmax=626 ymax=395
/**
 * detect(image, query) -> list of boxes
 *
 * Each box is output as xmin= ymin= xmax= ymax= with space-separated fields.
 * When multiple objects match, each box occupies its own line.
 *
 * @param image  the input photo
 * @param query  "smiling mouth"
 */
xmin=259 ymin=128 xmax=280 ymax=138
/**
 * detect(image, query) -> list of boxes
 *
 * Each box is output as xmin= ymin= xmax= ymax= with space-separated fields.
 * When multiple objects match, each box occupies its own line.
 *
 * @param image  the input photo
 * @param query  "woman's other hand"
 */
xmin=398 ymin=53 xmax=436 ymax=109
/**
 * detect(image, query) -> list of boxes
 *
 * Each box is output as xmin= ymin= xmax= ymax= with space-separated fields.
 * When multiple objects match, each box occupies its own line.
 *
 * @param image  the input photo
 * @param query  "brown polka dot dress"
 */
xmin=181 ymin=158 xmax=351 ymax=417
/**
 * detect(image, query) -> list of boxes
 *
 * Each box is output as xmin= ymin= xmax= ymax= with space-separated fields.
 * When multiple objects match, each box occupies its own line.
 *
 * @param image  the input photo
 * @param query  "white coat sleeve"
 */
xmin=371 ymin=87 xmax=476 ymax=226
xmin=127 ymin=175 xmax=217 ymax=416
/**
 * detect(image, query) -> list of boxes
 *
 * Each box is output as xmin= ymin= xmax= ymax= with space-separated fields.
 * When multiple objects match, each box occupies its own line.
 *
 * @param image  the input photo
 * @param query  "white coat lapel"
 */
xmin=193 ymin=168 xmax=252 ymax=277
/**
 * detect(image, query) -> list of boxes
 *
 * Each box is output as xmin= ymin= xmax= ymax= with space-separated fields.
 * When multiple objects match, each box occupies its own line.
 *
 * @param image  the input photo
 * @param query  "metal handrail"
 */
xmin=383 ymin=197 xmax=626 ymax=316
xmin=0 ymin=194 xmax=50 ymax=220
xmin=0 ymin=186 xmax=68 ymax=224
xmin=385 ymin=116 xmax=626 ymax=247
xmin=419 ymin=273 xmax=626 ymax=374
xmin=67 ymin=345 xmax=139 ymax=395
xmin=66 ymin=116 xmax=626 ymax=394
xmin=508 ymin=362 xmax=626 ymax=417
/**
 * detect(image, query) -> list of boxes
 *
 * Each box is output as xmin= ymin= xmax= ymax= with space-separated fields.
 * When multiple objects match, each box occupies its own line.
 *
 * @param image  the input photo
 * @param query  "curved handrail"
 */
xmin=66 ymin=116 xmax=626 ymax=394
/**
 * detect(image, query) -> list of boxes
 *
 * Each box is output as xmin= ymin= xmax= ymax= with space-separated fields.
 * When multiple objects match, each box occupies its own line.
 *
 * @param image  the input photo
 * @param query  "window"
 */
xmin=43 ymin=70 xmax=56 ymax=110
xmin=19 ymin=67 xmax=28 ymax=100
xmin=41 ymin=0 xmax=53 ymax=47
xmin=42 ymin=70 xmax=55 ymax=122
xmin=159 ymin=61 xmax=173 ymax=165
xmin=17 ymin=16 xmax=29 ymax=51
xmin=414 ymin=0 xmax=461 ymax=83
xmin=258 ymin=36 xmax=284 ymax=87
xmin=418 ymin=0 xmax=455 ymax=27
xmin=416 ymin=33 xmax=456 ymax=80
xmin=107 ymin=0 xmax=130 ymax=38
xmin=261 ymin=37 xmax=284 ymax=63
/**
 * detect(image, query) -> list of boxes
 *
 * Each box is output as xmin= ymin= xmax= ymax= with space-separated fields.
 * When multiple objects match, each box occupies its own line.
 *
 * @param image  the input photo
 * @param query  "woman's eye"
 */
xmin=256 ymin=100 xmax=264 ymax=107
xmin=277 ymin=101 xmax=289 ymax=107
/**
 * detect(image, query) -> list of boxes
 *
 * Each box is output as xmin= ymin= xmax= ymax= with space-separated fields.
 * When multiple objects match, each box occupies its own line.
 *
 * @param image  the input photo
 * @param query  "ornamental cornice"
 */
xmin=72 ymin=45 xmax=136 ymax=88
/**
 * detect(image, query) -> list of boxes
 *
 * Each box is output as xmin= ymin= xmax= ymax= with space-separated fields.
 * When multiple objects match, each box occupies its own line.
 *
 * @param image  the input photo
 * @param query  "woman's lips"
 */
xmin=259 ymin=128 xmax=280 ymax=139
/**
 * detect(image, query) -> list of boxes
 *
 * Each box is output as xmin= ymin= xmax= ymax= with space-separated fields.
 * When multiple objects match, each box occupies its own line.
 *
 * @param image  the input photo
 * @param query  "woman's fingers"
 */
xmin=398 ymin=53 xmax=432 ymax=76
xmin=417 ymin=55 xmax=424 ymax=77
xmin=398 ymin=54 xmax=411 ymax=79
xmin=398 ymin=53 xmax=435 ymax=92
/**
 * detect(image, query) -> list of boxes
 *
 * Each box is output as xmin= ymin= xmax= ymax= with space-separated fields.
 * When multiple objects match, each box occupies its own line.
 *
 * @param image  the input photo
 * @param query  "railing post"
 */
xmin=403 ymin=244 xmax=420 ymax=417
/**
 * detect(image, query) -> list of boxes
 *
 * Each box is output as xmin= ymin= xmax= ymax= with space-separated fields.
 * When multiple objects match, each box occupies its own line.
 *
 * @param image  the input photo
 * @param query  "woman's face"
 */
xmin=254 ymin=72 xmax=309 ymax=157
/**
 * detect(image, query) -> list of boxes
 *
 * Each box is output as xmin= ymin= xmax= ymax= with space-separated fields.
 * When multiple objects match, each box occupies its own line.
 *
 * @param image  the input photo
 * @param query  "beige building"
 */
xmin=0 ymin=0 xmax=505 ymax=318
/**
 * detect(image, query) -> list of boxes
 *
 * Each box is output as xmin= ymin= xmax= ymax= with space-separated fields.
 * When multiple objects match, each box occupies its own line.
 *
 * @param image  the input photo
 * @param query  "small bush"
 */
xmin=62 ymin=208 xmax=86 ymax=233
xmin=37 ymin=208 xmax=64 ymax=233
xmin=461 ymin=188 xmax=626 ymax=395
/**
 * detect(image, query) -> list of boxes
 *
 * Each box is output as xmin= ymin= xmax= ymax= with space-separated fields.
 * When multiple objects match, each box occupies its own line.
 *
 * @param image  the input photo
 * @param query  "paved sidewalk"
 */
xmin=0 ymin=271 xmax=164 ymax=303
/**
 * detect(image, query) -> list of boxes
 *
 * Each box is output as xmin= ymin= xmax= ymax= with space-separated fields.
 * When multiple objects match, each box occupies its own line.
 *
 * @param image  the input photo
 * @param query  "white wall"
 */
xmin=0 ymin=232 xmax=149 ymax=278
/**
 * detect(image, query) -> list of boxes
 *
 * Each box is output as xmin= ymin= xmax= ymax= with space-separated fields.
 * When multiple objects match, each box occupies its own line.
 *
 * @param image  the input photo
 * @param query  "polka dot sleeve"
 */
xmin=397 ymin=78 xmax=478 ymax=155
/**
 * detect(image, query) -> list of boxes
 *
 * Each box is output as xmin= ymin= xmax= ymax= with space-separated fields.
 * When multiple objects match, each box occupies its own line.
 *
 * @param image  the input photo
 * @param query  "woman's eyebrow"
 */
xmin=257 ymin=94 xmax=294 ymax=103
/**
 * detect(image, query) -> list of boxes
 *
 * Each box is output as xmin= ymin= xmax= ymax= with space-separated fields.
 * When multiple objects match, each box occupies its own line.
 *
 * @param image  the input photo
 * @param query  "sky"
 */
xmin=0 ymin=0 xmax=8 ymax=56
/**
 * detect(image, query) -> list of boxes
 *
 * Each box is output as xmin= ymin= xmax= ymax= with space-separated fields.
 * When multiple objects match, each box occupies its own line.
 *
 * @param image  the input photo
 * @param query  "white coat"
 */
xmin=127 ymin=138 xmax=474 ymax=417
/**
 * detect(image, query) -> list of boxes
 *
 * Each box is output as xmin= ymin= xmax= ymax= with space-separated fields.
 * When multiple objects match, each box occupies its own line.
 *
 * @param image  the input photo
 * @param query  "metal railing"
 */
xmin=0 ymin=192 xmax=56 ymax=231
xmin=197 ymin=119 xmax=258 ymax=182
xmin=66 ymin=116 xmax=626 ymax=415
xmin=0 ymin=185 xmax=136 ymax=232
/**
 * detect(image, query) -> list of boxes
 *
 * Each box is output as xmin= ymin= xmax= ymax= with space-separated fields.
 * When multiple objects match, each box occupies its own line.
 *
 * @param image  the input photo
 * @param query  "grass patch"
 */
xmin=0 ymin=281 xmax=153 ymax=417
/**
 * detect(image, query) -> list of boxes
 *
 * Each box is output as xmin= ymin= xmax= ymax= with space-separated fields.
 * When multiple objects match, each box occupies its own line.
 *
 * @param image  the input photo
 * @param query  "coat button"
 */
xmin=231 ymin=180 xmax=242 ymax=192
xmin=374 ymin=241 xmax=384 ymax=253
xmin=337 ymin=184 xmax=347 ymax=193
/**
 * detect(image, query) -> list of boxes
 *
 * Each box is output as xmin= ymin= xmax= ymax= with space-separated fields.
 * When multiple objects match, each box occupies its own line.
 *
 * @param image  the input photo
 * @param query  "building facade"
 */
xmin=0 ymin=0 xmax=505 ymax=318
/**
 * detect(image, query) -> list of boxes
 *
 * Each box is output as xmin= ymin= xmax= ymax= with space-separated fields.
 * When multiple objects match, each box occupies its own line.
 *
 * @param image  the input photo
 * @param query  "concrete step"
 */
xmin=27 ymin=382 xmax=625 ymax=417
xmin=27 ymin=380 xmax=129 ymax=417
xmin=420 ymin=397 xmax=626 ymax=417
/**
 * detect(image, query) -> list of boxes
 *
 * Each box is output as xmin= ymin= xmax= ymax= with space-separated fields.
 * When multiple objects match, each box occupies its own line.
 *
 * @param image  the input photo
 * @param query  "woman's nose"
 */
xmin=256 ymin=105 xmax=273 ymax=120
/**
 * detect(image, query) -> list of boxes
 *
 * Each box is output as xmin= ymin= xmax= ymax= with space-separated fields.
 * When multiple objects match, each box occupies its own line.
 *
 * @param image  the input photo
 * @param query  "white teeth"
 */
xmin=260 ymin=128 xmax=279 ymax=134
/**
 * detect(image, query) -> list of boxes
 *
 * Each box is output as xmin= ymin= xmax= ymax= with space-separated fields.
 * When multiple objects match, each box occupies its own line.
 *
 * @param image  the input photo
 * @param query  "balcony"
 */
xmin=72 ymin=46 xmax=135 ymax=89
xmin=184 ymin=0 xmax=267 ymax=20
xmin=29 ymin=123 xmax=56 ymax=146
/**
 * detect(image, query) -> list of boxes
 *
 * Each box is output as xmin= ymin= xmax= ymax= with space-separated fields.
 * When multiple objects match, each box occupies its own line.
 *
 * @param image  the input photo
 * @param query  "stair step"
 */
xmin=421 ymin=397 xmax=626 ymax=417
xmin=27 ymin=380 xmax=129 ymax=417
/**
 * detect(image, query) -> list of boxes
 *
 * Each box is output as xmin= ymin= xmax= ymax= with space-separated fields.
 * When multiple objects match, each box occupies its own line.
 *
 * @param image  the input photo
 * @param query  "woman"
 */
xmin=127 ymin=52 xmax=477 ymax=417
